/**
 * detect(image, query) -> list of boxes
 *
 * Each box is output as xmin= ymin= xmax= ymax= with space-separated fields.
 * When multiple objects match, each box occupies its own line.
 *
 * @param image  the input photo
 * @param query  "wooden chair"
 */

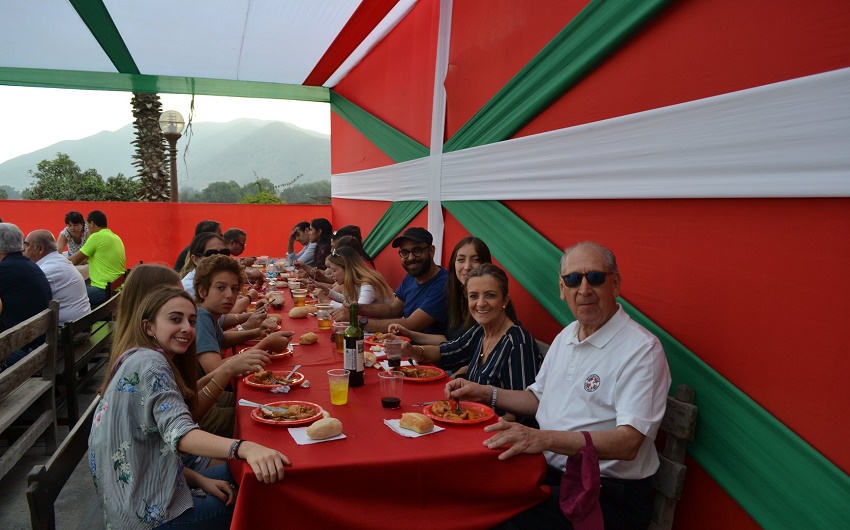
xmin=27 ymin=396 xmax=104 ymax=530
xmin=58 ymin=291 xmax=120 ymax=425
xmin=649 ymin=384 xmax=698 ymax=530
xmin=0 ymin=301 xmax=60 ymax=482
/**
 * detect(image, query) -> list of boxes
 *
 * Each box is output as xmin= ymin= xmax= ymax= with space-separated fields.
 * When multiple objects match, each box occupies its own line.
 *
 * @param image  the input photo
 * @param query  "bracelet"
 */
xmin=417 ymin=345 xmax=425 ymax=358
xmin=490 ymin=386 xmax=498 ymax=409
xmin=236 ymin=324 xmax=245 ymax=332
xmin=228 ymin=439 xmax=245 ymax=460
xmin=201 ymin=385 xmax=218 ymax=401
xmin=210 ymin=378 xmax=225 ymax=391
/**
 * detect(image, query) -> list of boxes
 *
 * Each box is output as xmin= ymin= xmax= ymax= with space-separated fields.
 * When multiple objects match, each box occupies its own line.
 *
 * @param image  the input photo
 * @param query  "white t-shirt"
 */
xmin=528 ymin=305 xmax=671 ymax=479
xmin=37 ymin=252 xmax=91 ymax=324
xmin=181 ymin=269 xmax=196 ymax=297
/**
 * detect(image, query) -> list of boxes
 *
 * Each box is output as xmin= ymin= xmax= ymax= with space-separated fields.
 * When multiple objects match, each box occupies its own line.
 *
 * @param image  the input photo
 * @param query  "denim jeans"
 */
xmin=87 ymin=285 xmax=108 ymax=307
xmin=159 ymin=464 xmax=235 ymax=529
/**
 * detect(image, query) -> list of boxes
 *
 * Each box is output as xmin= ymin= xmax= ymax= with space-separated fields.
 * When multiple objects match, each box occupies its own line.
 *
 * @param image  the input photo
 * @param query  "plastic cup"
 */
xmin=328 ymin=369 xmax=350 ymax=405
xmin=384 ymin=339 xmax=404 ymax=368
xmin=292 ymin=288 xmax=308 ymax=307
xmin=333 ymin=322 xmax=348 ymax=353
xmin=378 ymin=371 xmax=404 ymax=408
xmin=316 ymin=303 xmax=333 ymax=330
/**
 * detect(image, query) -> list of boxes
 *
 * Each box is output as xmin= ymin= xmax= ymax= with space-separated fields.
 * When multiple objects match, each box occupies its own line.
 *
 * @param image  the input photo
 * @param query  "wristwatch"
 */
xmin=358 ymin=316 xmax=368 ymax=328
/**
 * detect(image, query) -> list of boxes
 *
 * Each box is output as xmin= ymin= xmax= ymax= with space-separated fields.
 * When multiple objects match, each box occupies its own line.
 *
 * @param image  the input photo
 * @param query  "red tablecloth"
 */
xmin=227 ymin=291 xmax=549 ymax=530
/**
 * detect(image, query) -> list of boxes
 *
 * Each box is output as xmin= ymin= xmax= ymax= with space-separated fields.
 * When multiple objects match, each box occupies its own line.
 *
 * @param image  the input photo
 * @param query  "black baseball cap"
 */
xmin=391 ymin=227 xmax=433 ymax=248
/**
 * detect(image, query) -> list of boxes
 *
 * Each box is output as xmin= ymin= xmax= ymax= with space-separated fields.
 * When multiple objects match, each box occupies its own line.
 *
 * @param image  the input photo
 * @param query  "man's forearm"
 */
xmin=357 ymin=303 xmax=402 ymax=319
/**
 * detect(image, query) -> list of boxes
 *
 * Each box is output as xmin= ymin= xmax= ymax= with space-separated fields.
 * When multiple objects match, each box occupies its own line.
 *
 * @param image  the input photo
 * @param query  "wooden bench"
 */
xmin=58 ymin=291 xmax=120 ymax=425
xmin=649 ymin=384 xmax=698 ymax=530
xmin=0 ymin=301 xmax=59 ymax=482
xmin=27 ymin=396 xmax=104 ymax=530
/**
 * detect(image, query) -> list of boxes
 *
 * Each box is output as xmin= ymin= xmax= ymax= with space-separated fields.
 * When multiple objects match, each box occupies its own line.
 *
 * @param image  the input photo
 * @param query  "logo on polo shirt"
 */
xmin=584 ymin=374 xmax=601 ymax=392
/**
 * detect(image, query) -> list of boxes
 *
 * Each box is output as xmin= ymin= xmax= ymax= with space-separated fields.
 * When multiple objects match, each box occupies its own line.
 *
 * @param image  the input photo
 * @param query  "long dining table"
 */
xmin=226 ymin=287 xmax=549 ymax=530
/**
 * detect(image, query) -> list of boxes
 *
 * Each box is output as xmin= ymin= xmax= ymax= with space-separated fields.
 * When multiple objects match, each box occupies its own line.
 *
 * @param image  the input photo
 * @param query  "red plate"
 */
xmin=364 ymin=335 xmax=411 ymax=350
xmin=423 ymin=401 xmax=495 ymax=425
xmin=397 ymin=365 xmax=446 ymax=383
xmin=239 ymin=346 xmax=293 ymax=358
xmin=250 ymin=400 xmax=323 ymax=426
xmin=244 ymin=370 xmax=305 ymax=389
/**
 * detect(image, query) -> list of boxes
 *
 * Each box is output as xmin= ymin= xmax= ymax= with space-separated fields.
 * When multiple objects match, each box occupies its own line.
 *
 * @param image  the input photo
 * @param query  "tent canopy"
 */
xmin=0 ymin=0 xmax=416 ymax=100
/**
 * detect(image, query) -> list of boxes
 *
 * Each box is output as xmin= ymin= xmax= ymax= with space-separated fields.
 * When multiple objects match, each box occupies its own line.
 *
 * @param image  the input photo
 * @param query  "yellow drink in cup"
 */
xmin=317 ymin=304 xmax=332 ymax=330
xmin=333 ymin=322 xmax=348 ymax=353
xmin=292 ymin=289 xmax=308 ymax=307
xmin=327 ymin=369 xmax=350 ymax=405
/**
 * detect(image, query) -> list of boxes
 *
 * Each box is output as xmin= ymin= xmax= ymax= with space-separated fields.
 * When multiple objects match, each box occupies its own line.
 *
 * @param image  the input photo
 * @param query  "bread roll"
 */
xmin=289 ymin=306 xmax=308 ymax=319
xmin=399 ymin=413 xmax=434 ymax=434
xmin=364 ymin=350 xmax=377 ymax=367
xmin=299 ymin=332 xmax=318 ymax=344
xmin=306 ymin=417 xmax=343 ymax=440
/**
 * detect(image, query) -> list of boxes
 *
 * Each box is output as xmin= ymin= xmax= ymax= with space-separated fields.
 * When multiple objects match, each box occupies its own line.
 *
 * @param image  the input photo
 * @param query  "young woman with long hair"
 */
xmin=315 ymin=245 xmax=394 ymax=307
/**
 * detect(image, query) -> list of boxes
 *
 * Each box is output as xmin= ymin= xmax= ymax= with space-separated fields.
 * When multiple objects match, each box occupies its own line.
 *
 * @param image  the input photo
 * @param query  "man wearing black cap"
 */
xmin=348 ymin=227 xmax=448 ymax=335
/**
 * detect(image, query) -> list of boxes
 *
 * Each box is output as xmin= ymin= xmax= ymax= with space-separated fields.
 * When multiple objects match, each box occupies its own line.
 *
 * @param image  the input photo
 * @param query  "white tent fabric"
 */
xmin=332 ymin=67 xmax=850 ymax=200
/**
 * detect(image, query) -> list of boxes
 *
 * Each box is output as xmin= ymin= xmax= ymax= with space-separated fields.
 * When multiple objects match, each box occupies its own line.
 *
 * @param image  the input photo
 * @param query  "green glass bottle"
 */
xmin=343 ymin=303 xmax=364 ymax=387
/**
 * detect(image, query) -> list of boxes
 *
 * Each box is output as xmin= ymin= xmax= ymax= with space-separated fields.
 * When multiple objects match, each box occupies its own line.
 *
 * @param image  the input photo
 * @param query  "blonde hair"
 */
xmin=327 ymin=246 xmax=394 ymax=303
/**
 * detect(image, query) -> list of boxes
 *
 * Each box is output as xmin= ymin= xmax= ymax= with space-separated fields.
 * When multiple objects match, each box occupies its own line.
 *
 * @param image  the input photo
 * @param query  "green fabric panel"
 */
xmin=443 ymin=200 xmax=573 ymax=326
xmin=445 ymin=200 xmax=850 ymax=529
xmin=330 ymin=91 xmax=429 ymax=163
xmin=0 ymin=68 xmax=329 ymax=102
xmin=69 ymin=0 xmax=140 ymax=74
xmin=362 ymin=201 xmax=427 ymax=259
xmin=444 ymin=0 xmax=673 ymax=152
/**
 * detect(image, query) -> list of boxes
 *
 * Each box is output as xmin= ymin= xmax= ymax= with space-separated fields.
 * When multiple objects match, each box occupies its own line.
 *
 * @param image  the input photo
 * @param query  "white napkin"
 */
xmin=288 ymin=427 xmax=346 ymax=445
xmin=383 ymin=419 xmax=444 ymax=438
xmin=270 ymin=380 xmax=311 ymax=393
xmin=377 ymin=360 xmax=411 ymax=371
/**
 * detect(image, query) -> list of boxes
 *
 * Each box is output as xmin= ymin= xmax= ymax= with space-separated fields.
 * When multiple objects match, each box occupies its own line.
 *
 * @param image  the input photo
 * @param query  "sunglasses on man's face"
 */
xmin=561 ymin=271 xmax=612 ymax=288
xmin=398 ymin=246 xmax=429 ymax=259
xmin=196 ymin=248 xmax=231 ymax=258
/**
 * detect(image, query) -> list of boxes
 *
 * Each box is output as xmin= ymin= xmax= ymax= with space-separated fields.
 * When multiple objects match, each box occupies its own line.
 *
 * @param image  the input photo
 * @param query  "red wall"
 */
xmin=0 ymin=200 xmax=332 ymax=266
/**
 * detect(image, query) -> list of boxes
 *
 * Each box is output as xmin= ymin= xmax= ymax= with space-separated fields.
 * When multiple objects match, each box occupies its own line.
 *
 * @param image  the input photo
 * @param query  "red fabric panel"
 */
xmin=517 ymin=0 xmax=850 ymax=137
xmin=673 ymin=456 xmax=760 ymax=530
xmin=444 ymin=0 xmax=587 ymax=140
xmin=330 ymin=112 xmax=396 ymax=173
xmin=304 ymin=0 xmax=402 ymax=86
xmin=0 ymin=199 xmax=330 ymax=268
xmin=333 ymin=0 xmax=439 ymax=147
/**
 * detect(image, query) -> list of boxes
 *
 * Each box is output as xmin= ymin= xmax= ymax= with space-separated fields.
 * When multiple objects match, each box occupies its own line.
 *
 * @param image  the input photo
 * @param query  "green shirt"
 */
xmin=80 ymin=228 xmax=126 ymax=289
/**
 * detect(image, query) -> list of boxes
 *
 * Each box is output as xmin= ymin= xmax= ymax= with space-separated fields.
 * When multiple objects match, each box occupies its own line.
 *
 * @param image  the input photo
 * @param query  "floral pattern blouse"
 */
xmin=88 ymin=348 xmax=199 ymax=529
xmin=60 ymin=223 xmax=89 ymax=256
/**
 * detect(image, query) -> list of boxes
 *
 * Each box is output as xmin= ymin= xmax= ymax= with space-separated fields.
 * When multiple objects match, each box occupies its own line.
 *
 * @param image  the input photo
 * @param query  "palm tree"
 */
xmin=131 ymin=93 xmax=170 ymax=201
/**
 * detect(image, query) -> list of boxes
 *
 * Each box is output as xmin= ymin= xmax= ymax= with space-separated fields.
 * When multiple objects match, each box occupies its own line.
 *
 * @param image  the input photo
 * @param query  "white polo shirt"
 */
xmin=37 ymin=252 xmax=91 ymax=325
xmin=528 ymin=305 xmax=671 ymax=479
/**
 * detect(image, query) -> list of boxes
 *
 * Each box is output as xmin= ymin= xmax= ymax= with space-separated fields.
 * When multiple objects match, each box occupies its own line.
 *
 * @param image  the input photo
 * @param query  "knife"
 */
xmin=238 ymin=398 xmax=298 ymax=416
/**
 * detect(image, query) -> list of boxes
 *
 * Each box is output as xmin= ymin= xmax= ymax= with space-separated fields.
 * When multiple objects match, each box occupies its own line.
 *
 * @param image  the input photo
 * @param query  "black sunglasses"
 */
xmin=561 ymin=271 xmax=612 ymax=288
xmin=196 ymin=248 xmax=231 ymax=258
xmin=398 ymin=245 xmax=429 ymax=259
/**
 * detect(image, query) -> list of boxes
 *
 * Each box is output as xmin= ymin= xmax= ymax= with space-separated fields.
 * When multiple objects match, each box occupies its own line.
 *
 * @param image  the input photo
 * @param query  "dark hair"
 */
xmin=333 ymin=235 xmax=374 ymax=267
xmin=294 ymin=221 xmax=310 ymax=232
xmin=87 ymin=210 xmax=107 ymax=228
xmin=332 ymin=225 xmax=362 ymax=241
xmin=193 ymin=254 xmax=245 ymax=304
xmin=465 ymin=263 xmax=518 ymax=322
xmin=195 ymin=220 xmax=221 ymax=235
xmin=65 ymin=211 xmax=84 ymax=224
xmin=311 ymin=218 xmax=333 ymax=269
xmin=447 ymin=237 xmax=492 ymax=330
xmin=181 ymin=232 xmax=225 ymax=276
xmin=223 ymin=227 xmax=246 ymax=244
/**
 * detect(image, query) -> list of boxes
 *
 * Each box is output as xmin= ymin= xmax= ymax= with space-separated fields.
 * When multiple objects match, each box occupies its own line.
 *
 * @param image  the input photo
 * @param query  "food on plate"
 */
xmin=258 ymin=403 xmax=320 ymax=422
xmin=364 ymin=350 xmax=377 ymax=367
xmin=399 ymin=412 xmax=434 ymax=434
xmin=430 ymin=400 xmax=487 ymax=421
xmin=370 ymin=345 xmax=382 ymax=353
xmin=370 ymin=332 xmax=386 ymax=343
xmin=398 ymin=366 xmax=443 ymax=379
xmin=267 ymin=293 xmax=285 ymax=310
xmin=306 ymin=417 xmax=343 ymax=440
xmin=265 ymin=313 xmax=282 ymax=324
xmin=251 ymin=369 xmax=297 ymax=386
xmin=289 ymin=306 xmax=309 ymax=319
xmin=299 ymin=332 xmax=318 ymax=345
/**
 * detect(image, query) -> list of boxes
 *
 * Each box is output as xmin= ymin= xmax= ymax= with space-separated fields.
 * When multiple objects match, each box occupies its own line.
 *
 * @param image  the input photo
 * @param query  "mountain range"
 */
xmin=0 ymin=119 xmax=331 ymax=195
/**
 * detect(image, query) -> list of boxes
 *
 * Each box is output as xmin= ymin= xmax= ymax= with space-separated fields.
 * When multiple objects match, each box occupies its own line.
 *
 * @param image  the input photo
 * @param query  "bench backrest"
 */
xmin=0 ymin=301 xmax=60 ymax=481
xmin=649 ymin=384 xmax=698 ymax=530
xmin=59 ymin=291 xmax=120 ymax=424
xmin=27 ymin=396 xmax=101 ymax=530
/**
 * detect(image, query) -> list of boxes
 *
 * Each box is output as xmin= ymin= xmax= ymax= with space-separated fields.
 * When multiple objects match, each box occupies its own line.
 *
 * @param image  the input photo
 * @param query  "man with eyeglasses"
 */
xmin=447 ymin=242 xmax=671 ymax=529
xmin=344 ymin=227 xmax=448 ymax=335
xmin=70 ymin=210 xmax=126 ymax=307
xmin=223 ymin=227 xmax=248 ymax=257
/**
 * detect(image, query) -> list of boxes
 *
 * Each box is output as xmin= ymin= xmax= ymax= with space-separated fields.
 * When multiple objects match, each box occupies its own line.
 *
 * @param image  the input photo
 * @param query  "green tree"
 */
xmin=279 ymin=180 xmax=331 ymax=204
xmin=0 ymin=185 xmax=20 ymax=199
xmin=240 ymin=180 xmax=282 ymax=205
xmin=131 ymin=92 xmax=169 ymax=201
xmin=198 ymin=180 xmax=242 ymax=203
xmin=180 ymin=186 xmax=200 ymax=202
xmin=22 ymin=153 xmax=106 ymax=200
xmin=0 ymin=187 xmax=7 ymax=200
xmin=103 ymin=174 xmax=142 ymax=202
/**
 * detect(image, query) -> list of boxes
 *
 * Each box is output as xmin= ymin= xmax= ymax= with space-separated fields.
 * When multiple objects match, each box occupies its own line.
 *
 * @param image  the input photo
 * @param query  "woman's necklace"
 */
xmin=479 ymin=313 xmax=509 ymax=360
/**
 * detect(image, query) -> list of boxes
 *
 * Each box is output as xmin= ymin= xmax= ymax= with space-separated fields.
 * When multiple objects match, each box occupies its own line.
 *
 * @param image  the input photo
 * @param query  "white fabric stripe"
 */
xmin=426 ymin=0 xmax=453 ymax=258
xmin=332 ymin=157 xmax=429 ymax=200
xmin=332 ymin=68 xmax=850 ymax=200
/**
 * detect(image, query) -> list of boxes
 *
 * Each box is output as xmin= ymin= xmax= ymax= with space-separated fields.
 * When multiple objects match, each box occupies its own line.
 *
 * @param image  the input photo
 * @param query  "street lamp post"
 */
xmin=158 ymin=110 xmax=185 ymax=202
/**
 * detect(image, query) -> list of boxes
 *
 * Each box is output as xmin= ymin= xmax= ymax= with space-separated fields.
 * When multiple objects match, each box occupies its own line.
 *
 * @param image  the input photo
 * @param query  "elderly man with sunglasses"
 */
xmin=447 ymin=242 xmax=671 ymax=530
xmin=334 ymin=227 xmax=449 ymax=335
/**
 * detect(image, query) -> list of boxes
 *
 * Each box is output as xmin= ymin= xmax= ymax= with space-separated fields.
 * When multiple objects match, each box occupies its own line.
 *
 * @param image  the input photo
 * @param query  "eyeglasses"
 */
xmin=561 ymin=271 xmax=612 ymax=288
xmin=398 ymin=246 xmax=429 ymax=259
xmin=195 ymin=248 xmax=231 ymax=258
xmin=233 ymin=240 xmax=246 ymax=247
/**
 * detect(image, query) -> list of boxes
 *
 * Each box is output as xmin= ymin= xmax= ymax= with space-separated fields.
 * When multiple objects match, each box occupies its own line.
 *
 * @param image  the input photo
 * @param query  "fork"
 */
xmin=454 ymin=397 xmax=462 ymax=415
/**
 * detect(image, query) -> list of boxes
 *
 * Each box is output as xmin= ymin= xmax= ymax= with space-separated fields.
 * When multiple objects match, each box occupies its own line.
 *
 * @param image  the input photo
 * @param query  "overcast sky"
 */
xmin=0 ymin=86 xmax=331 ymax=165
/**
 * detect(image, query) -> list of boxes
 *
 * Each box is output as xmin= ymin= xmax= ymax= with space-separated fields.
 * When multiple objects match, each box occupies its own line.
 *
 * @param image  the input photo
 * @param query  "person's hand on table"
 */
xmin=330 ymin=306 xmax=349 ymax=322
xmin=254 ymin=298 xmax=269 ymax=311
xmin=387 ymin=323 xmax=411 ymax=338
xmin=445 ymin=378 xmax=490 ymax=402
xmin=482 ymin=418 xmax=549 ymax=461
xmin=254 ymin=331 xmax=293 ymax=353
xmin=259 ymin=317 xmax=280 ymax=334
xmin=225 ymin=348 xmax=271 ymax=377
xmin=239 ymin=441 xmax=291 ymax=483
xmin=243 ymin=310 xmax=267 ymax=329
